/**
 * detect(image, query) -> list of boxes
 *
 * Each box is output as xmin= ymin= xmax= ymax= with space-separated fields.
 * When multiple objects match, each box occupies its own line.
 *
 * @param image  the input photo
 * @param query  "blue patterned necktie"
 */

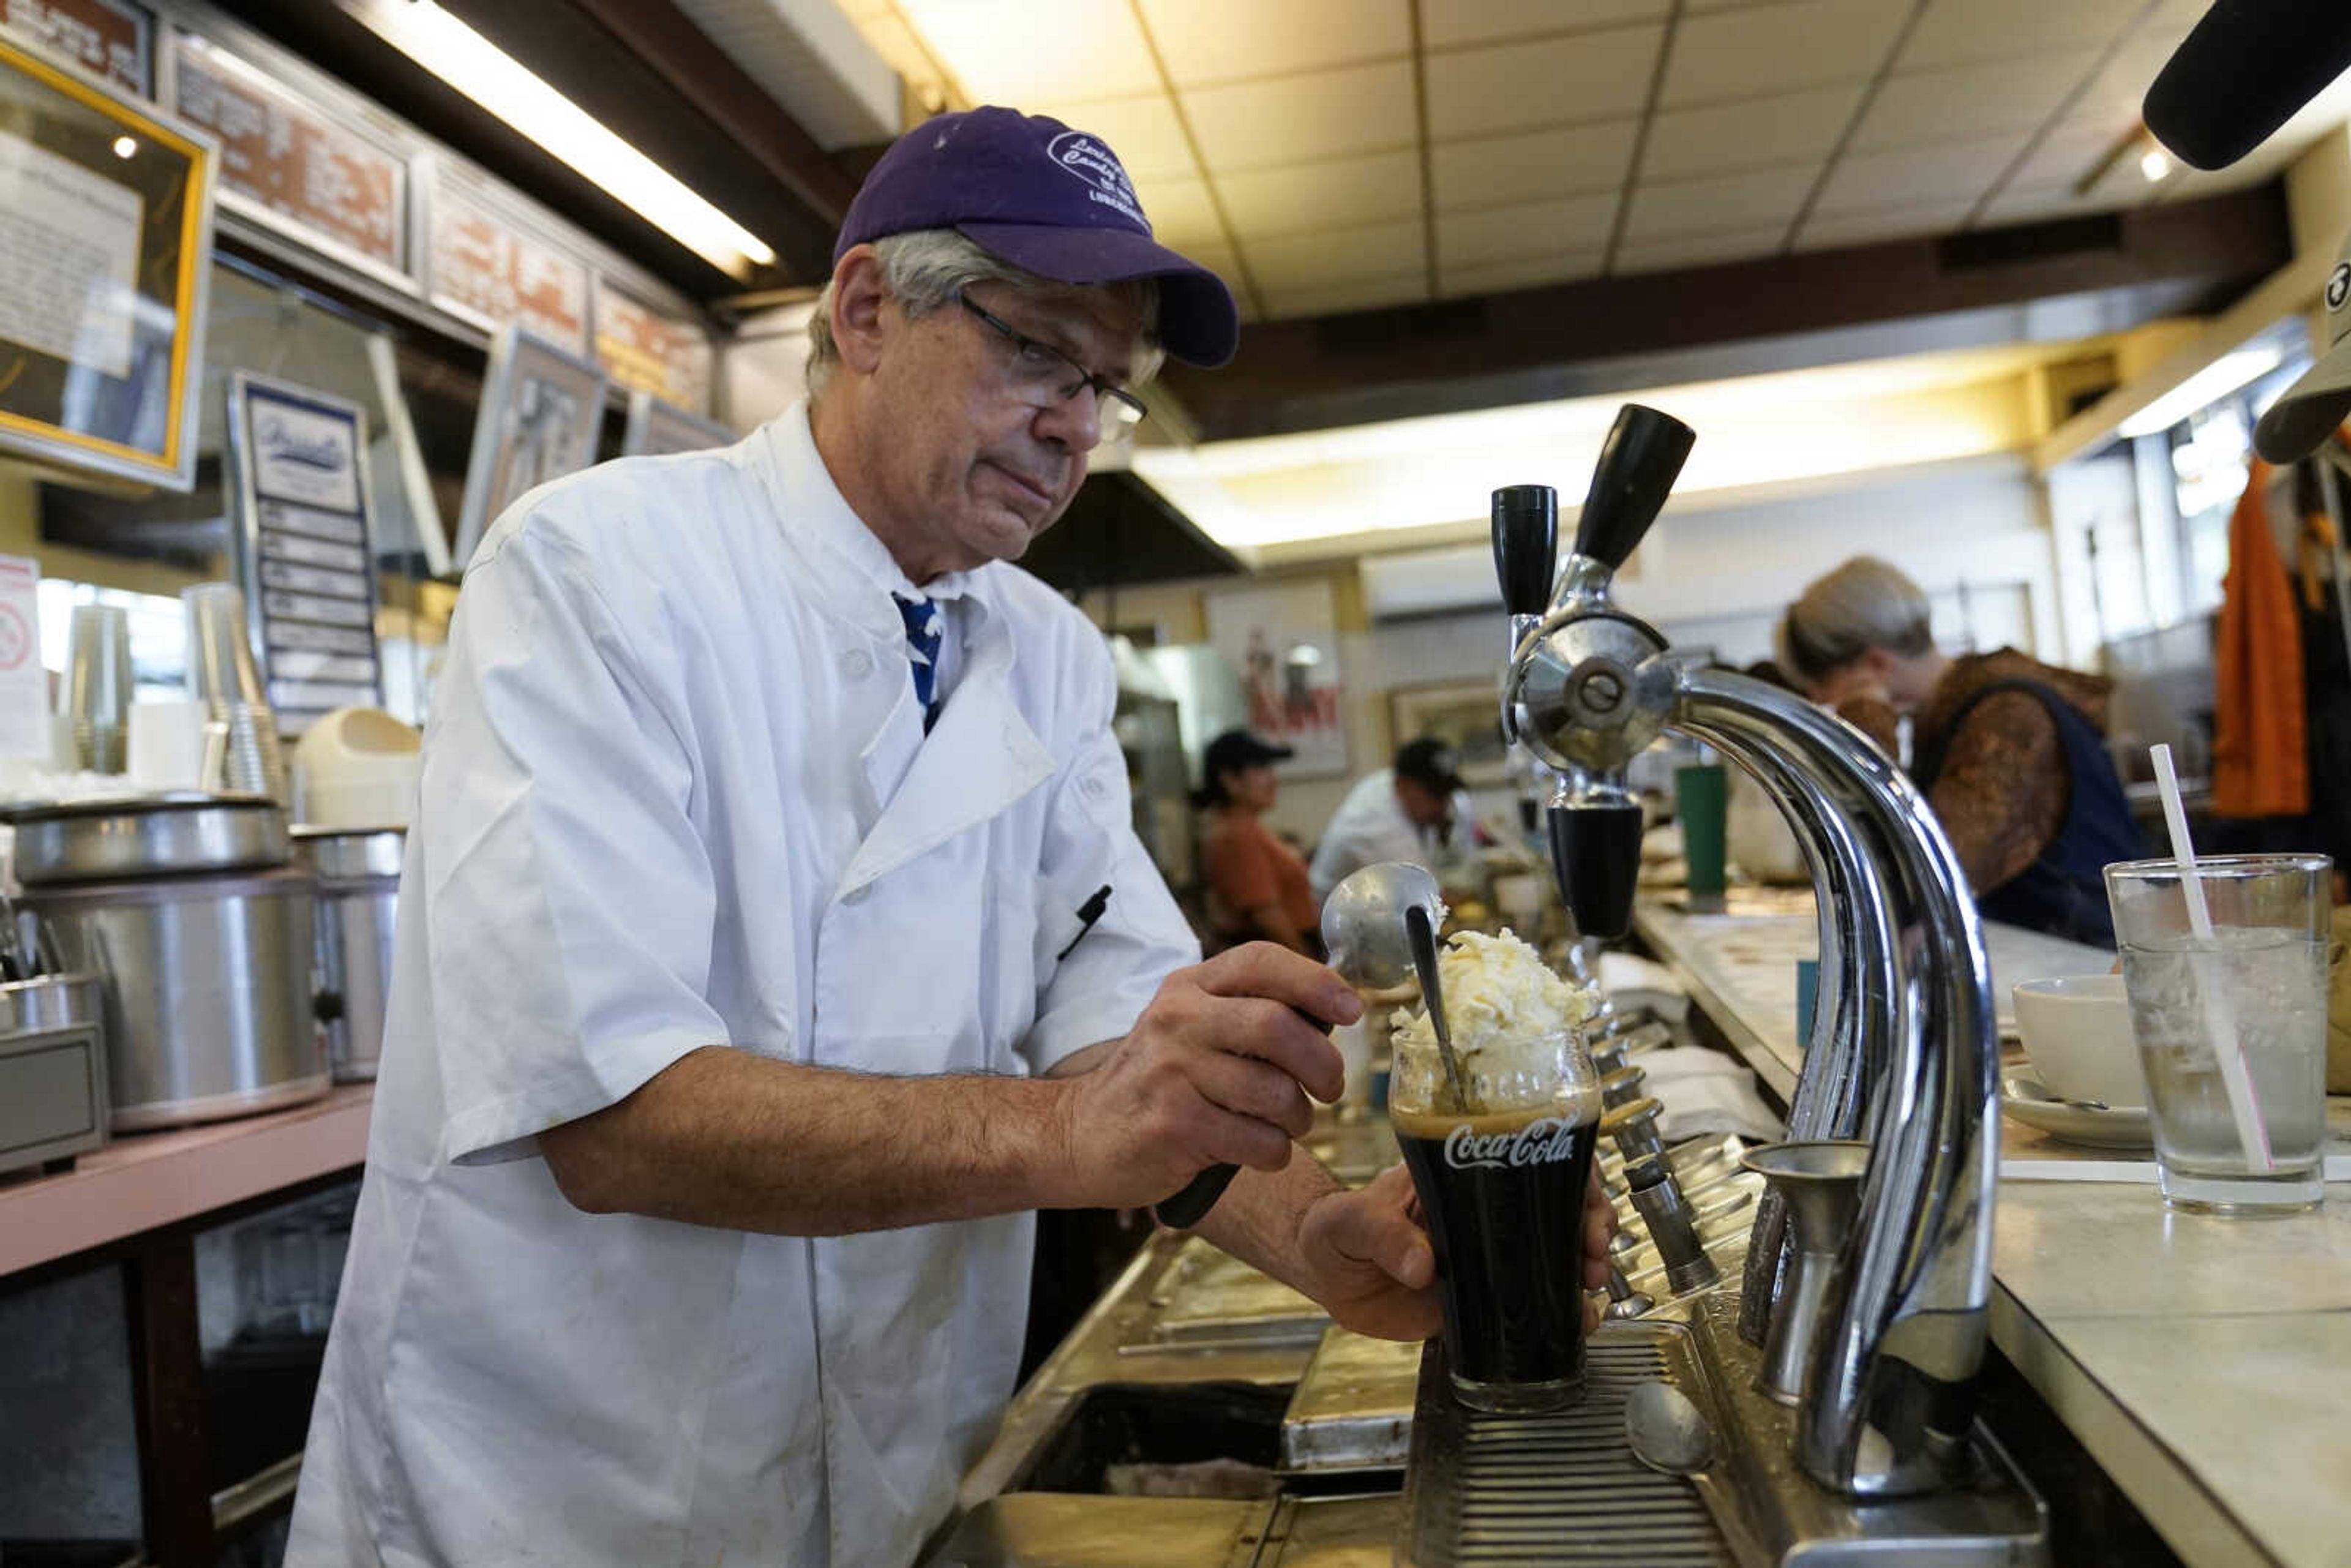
xmin=894 ymin=593 xmax=945 ymax=734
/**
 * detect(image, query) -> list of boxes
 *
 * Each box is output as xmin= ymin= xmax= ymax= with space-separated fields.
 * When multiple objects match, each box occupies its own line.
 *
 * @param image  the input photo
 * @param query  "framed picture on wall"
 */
xmin=451 ymin=323 xmax=608 ymax=569
xmin=620 ymin=390 xmax=732 ymax=457
xmin=1387 ymin=679 xmax=1510 ymax=788
xmin=1202 ymin=578 xmax=1347 ymax=779
xmin=0 ymin=32 xmax=216 ymax=490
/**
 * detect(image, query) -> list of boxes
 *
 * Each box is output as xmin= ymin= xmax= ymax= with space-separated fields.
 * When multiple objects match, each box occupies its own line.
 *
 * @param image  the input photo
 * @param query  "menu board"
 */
xmin=1 ymin=0 xmax=147 ymax=96
xmin=171 ymin=31 xmax=405 ymax=274
xmin=594 ymin=285 xmax=711 ymax=415
xmin=429 ymin=176 xmax=588 ymax=354
xmin=225 ymin=373 xmax=383 ymax=732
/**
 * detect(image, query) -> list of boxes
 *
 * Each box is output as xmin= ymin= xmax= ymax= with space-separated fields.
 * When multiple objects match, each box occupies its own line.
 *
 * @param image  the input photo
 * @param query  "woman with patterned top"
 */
xmin=1779 ymin=557 xmax=2145 ymax=947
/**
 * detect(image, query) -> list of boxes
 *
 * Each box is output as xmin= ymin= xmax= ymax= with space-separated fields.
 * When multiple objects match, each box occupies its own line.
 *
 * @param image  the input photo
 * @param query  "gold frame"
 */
xmin=0 ymin=31 xmax=215 ymax=489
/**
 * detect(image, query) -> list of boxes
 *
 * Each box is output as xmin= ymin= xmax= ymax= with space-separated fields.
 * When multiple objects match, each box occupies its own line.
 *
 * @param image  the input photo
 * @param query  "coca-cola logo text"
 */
xmin=1443 ymin=1117 xmax=1586 ymax=1171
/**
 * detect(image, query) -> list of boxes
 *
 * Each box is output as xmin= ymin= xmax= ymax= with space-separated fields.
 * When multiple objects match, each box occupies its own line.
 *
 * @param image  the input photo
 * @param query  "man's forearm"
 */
xmin=541 ymin=1045 xmax=1078 ymax=1235
xmin=1190 ymin=1146 xmax=1345 ymax=1297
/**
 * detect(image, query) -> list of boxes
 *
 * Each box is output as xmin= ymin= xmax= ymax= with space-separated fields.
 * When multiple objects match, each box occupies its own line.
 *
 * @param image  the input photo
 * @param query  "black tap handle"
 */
xmin=1572 ymin=405 xmax=1695 ymax=572
xmin=1491 ymin=484 xmax=1559 ymax=618
xmin=1547 ymin=800 xmax=1646 ymax=941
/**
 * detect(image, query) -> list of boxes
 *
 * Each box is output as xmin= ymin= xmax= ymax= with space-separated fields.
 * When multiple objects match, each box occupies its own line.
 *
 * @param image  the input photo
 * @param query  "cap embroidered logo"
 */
xmin=1046 ymin=130 xmax=1147 ymax=231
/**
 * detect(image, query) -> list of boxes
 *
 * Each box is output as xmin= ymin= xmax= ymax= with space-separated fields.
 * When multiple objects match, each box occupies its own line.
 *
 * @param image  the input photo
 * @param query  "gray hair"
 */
xmin=1777 ymin=556 xmax=1937 ymax=682
xmin=804 ymin=228 xmax=1163 ymax=399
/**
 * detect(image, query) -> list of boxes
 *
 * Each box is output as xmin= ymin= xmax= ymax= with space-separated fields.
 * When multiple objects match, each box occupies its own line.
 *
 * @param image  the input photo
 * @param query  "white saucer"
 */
xmin=2000 ymin=1073 xmax=2153 ymax=1150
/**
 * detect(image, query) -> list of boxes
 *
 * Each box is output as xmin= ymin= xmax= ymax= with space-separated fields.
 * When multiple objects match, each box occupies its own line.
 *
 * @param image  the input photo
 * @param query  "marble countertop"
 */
xmin=1633 ymin=893 xmax=2351 ymax=1568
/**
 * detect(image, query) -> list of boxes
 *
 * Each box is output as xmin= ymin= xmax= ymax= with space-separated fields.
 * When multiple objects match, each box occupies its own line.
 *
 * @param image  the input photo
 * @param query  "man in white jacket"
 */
xmin=1311 ymin=737 xmax=1487 ymax=902
xmin=285 ymin=104 xmax=1623 ymax=1567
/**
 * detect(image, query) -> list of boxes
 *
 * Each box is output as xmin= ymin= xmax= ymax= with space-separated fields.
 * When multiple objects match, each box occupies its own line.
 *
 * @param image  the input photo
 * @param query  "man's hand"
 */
xmin=1291 ymin=1154 xmax=1622 ymax=1344
xmin=1294 ymin=1166 xmax=1439 ymax=1340
xmin=1049 ymin=944 xmax=1359 ymax=1210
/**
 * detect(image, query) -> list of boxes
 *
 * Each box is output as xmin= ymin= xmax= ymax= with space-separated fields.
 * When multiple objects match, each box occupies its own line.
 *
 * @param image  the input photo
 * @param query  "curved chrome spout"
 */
xmin=1676 ymin=669 xmax=1998 ymax=1496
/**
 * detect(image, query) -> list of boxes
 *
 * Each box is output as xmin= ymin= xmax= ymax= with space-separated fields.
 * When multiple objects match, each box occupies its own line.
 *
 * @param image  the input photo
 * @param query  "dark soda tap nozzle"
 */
xmin=1547 ymin=797 xmax=1644 ymax=941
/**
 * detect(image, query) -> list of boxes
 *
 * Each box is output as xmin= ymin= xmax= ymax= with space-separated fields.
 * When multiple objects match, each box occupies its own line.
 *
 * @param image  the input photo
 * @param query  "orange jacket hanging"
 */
xmin=2211 ymin=458 xmax=2309 ymax=818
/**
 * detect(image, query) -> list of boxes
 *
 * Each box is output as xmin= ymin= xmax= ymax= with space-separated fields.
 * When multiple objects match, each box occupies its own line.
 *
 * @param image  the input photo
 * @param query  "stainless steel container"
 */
xmin=0 ymin=972 xmax=108 ymax=1176
xmin=9 ymin=793 xmax=290 ymax=886
xmin=294 ymin=827 xmax=402 ymax=1082
xmin=24 ymin=868 xmax=328 ymax=1131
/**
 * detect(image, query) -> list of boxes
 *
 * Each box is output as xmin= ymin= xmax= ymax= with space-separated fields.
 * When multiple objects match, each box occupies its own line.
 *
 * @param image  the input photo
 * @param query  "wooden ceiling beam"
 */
xmin=1164 ymin=186 xmax=2294 ymax=441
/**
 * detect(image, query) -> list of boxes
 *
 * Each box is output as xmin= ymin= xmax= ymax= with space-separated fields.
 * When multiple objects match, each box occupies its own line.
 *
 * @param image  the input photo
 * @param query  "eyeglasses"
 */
xmin=957 ymin=293 xmax=1149 ymax=436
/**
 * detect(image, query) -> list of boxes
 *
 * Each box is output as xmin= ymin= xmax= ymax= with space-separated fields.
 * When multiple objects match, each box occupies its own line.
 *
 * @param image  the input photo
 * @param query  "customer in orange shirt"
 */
xmin=1196 ymin=729 xmax=1321 ymax=955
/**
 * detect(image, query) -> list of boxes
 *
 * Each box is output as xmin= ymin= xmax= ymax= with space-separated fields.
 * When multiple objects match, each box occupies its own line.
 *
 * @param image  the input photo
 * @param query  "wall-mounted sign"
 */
xmin=1 ymin=0 xmax=148 ymax=97
xmin=428 ymin=171 xmax=588 ymax=354
xmin=223 ymin=372 xmax=384 ymax=733
xmin=0 ymin=31 xmax=213 ymax=490
xmin=621 ymin=391 xmax=731 ymax=458
xmin=594 ymin=283 xmax=712 ymax=415
xmin=170 ymin=30 xmax=408 ymax=283
xmin=452 ymin=323 xmax=609 ymax=570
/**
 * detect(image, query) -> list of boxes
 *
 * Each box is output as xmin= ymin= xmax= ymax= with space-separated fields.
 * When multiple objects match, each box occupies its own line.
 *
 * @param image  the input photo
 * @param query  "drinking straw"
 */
xmin=2150 ymin=744 xmax=2272 ymax=1172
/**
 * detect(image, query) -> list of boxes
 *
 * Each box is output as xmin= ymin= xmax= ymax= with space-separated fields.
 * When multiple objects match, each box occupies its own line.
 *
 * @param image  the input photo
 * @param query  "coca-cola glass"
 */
xmin=1389 ymin=933 xmax=1602 ymax=1414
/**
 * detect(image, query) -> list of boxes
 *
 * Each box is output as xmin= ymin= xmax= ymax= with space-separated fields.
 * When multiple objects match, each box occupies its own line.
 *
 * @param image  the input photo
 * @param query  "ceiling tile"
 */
xmin=1620 ymin=162 xmax=1817 ymax=242
xmin=1437 ymin=193 xmax=1620 ymax=270
xmin=1215 ymin=150 xmax=1424 ymax=240
xmin=1613 ymin=224 xmax=1788 ymax=272
xmin=1241 ymin=218 xmax=1426 ymax=291
xmin=1899 ymin=0 xmax=2146 ymax=72
xmin=1134 ymin=176 xmax=1225 ymax=249
xmin=1184 ymin=59 xmax=1417 ymax=171
xmin=1641 ymin=83 xmax=1864 ymax=179
xmin=1850 ymin=51 xmax=2101 ymax=152
xmin=1139 ymin=0 xmax=1409 ymax=86
xmin=1426 ymin=25 xmax=1665 ymax=140
xmin=2006 ymin=116 xmax=2139 ymax=191
xmin=1975 ymin=182 xmax=2137 ymax=228
xmin=1032 ymin=93 xmax=1198 ymax=182
xmin=900 ymin=0 xmax=1162 ymax=102
xmin=1661 ymin=0 xmax=1909 ymax=108
xmin=1438 ymin=251 xmax=1608 ymax=298
xmin=1432 ymin=120 xmax=1640 ymax=210
xmin=1259 ymin=273 xmax=1432 ymax=320
xmin=1423 ymin=0 xmax=1670 ymax=49
xmin=1812 ymin=132 xmax=2031 ymax=215
xmin=1792 ymin=199 xmax=1974 ymax=249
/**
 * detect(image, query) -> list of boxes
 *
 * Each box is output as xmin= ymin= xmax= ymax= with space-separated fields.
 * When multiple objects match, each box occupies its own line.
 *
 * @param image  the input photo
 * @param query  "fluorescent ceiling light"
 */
xmin=2117 ymin=346 xmax=2285 ymax=438
xmin=2139 ymin=148 xmax=2172 ymax=182
xmin=350 ymin=0 xmax=776 ymax=279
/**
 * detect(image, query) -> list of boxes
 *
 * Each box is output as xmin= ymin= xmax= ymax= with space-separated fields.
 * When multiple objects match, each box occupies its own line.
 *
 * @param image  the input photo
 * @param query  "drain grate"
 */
xmin=1404 ymin=1338 xmax=1732 ymax=1567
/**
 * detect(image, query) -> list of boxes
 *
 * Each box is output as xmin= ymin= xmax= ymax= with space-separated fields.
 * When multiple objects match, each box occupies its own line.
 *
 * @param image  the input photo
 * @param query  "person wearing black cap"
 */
xmin=1309 ymin=737 xmax=1484 ymax=902
xmin=288 ymin=108 xmax=1592 ymax=1568
xmin=1195 ymin=727 xmax=1319 ymax=955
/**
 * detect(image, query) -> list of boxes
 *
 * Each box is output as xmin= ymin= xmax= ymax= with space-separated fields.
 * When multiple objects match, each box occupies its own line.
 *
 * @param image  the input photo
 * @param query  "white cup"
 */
xmin=2012 ymin=974 xmax=2148 ymax=1109
xmin=129 ymin=700 xmax=209 ymax=790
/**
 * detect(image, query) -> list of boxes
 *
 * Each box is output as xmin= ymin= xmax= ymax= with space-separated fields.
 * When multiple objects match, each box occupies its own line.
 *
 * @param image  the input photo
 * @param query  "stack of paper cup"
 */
xmin=65 ymin=604 xmax=132 ymax=774
xmin=128 ymin=699 xmax=210 ymax=790
xmin=182 ymin=583 xmax=288 ymax=804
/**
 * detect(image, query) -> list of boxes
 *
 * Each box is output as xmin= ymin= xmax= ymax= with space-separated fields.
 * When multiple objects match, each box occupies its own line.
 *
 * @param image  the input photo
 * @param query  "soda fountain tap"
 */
xmin=1490 ymin=403 xmax=2000 ymax=1499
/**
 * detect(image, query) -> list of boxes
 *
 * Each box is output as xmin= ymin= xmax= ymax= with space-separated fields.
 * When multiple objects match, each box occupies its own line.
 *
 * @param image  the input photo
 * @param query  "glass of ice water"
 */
xmin=2104 ymin=854 xmax=2331 ymax=1215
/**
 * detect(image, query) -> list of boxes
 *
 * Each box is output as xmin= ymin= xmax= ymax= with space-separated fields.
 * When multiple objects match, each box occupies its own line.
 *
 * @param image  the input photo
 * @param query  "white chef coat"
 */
xmin=1307 ymin=768 xmax=1477 ymax=901
xmin=285 ymin=403 xmax=1200 ymax=1568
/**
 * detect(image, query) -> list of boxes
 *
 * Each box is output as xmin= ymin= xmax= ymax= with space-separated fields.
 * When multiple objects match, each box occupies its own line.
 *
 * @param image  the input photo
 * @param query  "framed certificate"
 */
xmin=452 ymin=323 xmax=608 ymax=571
xmin=0 ymin=31 xmax=214 ymax=490
xmin=223 ymin=372 xmax=385 ymax=733
xmin=621 ymin=391 xmax=732 ymax=457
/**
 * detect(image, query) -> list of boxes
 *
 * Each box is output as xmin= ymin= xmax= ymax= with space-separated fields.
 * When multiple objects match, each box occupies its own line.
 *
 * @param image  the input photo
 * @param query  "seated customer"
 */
xmin=1196 ymin=729 xmax=1319 ymax=955
xmin=1778 ymin=557 xmax=2144 ymax=946
xmin=1310 ymin=738 xmax=1482 ymax=902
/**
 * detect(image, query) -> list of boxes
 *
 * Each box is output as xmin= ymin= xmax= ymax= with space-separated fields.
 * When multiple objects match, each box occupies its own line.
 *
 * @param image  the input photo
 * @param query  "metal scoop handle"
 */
xmin=1152 ymin=1004 xmax=1330 ymax=1230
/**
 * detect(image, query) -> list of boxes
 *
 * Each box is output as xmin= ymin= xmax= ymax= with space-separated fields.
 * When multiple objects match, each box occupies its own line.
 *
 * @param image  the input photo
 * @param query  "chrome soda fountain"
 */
xmin=1490 ymin=404 xmax=2000 ymax=1499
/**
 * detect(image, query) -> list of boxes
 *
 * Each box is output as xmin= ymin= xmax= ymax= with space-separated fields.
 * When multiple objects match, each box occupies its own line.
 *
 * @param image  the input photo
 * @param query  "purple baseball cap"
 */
xmin=834 ymin=106 xmax=1239 ymax=369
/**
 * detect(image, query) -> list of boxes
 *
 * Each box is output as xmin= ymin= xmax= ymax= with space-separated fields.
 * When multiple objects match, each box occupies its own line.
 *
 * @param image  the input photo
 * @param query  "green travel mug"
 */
xmin=1674 ymin=762 xmax=1729 ymax=913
